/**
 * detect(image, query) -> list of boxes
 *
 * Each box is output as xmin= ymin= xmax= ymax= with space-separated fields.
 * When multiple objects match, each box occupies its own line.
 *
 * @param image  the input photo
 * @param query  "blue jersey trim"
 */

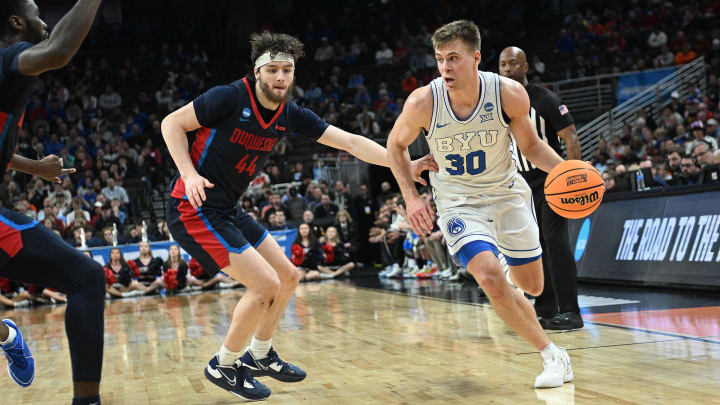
xmin=0 ymin=212 xmax=37 ymax=231
xmin=197 ymin=129 xmax=217 ymax=168
xmin=530 ymin=194 xmax=538 ymax=225
xmin=196 ymin=207 xmax=250 ymax=254
xmin=446 ymin=231 xmax=498 ymax=248
xmin=0 ymin=113 xmax=14 ymax=147
xmin=504 ymin=254 xmax=542 ymax=266
xmin=455 ymin=240 xmax=498 ymax=268
xmin=253 ymin=230 xmax=270 ymax=249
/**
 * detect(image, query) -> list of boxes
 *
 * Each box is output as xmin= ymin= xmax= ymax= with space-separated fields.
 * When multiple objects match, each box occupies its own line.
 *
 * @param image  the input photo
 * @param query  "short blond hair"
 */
xmin=432 ymin=20 xmax=481 ymax=53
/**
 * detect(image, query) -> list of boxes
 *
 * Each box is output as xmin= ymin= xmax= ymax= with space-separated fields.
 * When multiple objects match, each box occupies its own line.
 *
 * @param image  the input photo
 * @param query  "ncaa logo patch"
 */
xmin=484 ymin=102 xmax=494 ymax=112
xmin=242 ymin=108 xmax=252 ymax=118
xmin=447 ymin=217 xmax=466 ymax=236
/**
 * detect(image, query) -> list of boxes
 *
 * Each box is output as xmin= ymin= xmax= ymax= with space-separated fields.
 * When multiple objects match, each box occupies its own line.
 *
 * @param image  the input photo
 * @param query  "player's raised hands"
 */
xmin=405 ymin=195 xmax=435 ymax=236
xmin=183 ymin=171 xmax=215 ymax=209
xmin=410 ymin=154 xmax=439 ymax=186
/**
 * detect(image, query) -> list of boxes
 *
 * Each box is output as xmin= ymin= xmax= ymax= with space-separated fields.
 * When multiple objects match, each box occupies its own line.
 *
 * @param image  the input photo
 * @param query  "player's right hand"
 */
xmin=183 ymin=172 xmax=214 ymax=209
xmin=406 ymin=196 xmax=435 ymax=237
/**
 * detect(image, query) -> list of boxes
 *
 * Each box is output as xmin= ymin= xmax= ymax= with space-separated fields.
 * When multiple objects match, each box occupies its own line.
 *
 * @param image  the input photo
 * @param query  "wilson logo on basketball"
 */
xmin=566 ymin=174 xmax=587 ymax=186
xmin=560 ymin=191 xmax=600 ymax=206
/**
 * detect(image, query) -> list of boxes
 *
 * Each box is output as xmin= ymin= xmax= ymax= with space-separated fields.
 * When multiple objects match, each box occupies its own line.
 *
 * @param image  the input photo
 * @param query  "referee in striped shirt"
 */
xmin=499 ymin=47 xmax=584 ymax=330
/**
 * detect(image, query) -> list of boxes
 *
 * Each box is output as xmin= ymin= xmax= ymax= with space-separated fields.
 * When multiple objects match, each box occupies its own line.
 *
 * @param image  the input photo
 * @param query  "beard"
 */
xmin=258 ymin=75 xmax=294 ymax=104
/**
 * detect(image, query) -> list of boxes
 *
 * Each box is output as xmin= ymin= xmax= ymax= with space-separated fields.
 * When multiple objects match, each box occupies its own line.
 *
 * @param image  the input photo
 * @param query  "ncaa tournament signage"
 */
xmin=568 ymin=190 xmax=720 ymax=289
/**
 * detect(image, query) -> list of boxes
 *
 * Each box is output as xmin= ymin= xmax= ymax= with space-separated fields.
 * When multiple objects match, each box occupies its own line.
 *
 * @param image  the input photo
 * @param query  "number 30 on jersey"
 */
xmin=436 ymin=130 xmax=497 ymax=176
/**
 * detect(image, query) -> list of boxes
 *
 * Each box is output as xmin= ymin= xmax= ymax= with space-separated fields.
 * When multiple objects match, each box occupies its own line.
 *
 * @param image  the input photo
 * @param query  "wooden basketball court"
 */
xmin=2 ymin=281 xmax=719 ymax=404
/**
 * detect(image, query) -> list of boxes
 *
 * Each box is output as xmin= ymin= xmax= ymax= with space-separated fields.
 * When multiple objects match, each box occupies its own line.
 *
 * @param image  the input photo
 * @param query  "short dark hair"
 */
xmin=432 ymin=20 xmax=481 ymax=53
xmin=249 ymin=31 xmax=305 ymax=66
xmin=0 ymin=0 xmax=24 ymax=38
xmin=666 ymin=145 xmax=684 ymax=157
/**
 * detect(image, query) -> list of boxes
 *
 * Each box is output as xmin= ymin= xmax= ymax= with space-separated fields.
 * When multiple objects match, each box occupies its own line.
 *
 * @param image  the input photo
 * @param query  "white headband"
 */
xmin=254 ymin=52 xmax=295 ymax=69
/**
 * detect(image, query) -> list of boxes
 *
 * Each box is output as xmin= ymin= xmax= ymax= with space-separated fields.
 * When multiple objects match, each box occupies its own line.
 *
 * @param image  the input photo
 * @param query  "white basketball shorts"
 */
xmin=436 ymin=175 xmax=542 ymax=268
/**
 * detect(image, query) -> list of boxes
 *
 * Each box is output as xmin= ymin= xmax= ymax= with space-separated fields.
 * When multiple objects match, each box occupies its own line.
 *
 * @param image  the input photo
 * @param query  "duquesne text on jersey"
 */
xmin=229 ymin=128 xmax=278 ymax=152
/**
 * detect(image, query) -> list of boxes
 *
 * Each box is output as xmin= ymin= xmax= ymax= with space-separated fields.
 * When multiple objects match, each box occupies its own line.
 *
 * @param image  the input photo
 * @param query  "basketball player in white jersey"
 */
xmin=387 ymin=20 xmax=573 ymax=388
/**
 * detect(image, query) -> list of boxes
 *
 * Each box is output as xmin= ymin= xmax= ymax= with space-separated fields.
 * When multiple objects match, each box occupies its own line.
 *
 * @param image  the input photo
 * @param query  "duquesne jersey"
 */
xmin=425 ymin=71 xmax=514 ymax=209
xmin=170 ymin=77 xmax=328 ymax=209
xmin=509 ymin=84 xmax=574 ymax=184
xmin=0 ymin=42 xmax=36 ymax=173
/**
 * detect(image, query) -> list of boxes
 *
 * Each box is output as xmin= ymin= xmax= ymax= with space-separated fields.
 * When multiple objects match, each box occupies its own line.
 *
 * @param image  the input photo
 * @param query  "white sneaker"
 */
xmin=387 ymin=264 xmax=403 ymax=278
xmin=12 ymin=300 xmax=30 ymax=308
xmin=439 ymin=268 xmax=453 ymax=279
xmin=534 ymin=348 xmax=573 ymax=388
xmin=219 ymin=282 xmax=235 ymax=289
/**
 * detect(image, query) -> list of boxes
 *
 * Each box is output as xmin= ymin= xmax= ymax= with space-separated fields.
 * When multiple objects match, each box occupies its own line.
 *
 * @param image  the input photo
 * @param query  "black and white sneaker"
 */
xmin=204 ymin=355 xmax=271 ymax=401
xmin=241 ymin=347 xmax=307 ymax=382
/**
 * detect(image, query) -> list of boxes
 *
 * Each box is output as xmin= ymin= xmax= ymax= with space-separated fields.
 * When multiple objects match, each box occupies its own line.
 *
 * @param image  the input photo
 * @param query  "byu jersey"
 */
xmin=426 ymin=71 xmax=515 ymax=208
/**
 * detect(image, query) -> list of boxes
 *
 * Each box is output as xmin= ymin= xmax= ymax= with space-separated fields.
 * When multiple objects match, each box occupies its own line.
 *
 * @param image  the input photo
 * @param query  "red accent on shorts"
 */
xmin=177 ymin=200 xmax=230 ymax=268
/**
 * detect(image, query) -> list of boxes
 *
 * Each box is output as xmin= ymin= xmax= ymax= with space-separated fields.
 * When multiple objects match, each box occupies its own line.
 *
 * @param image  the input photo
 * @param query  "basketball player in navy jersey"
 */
xmin=387 ymin=20 xmax=573 ymax=388
xmin=162 ymin=31 xmax=437 ymax=400
xmin=0 ymin=1 xmax=105 ymax=404
xmin=499 ymin=46 xmax=584 ymax=330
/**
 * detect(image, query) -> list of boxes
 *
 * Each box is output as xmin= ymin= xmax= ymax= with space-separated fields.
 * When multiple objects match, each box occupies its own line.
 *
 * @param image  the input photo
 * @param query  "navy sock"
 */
xmin=72 ymin=395 xmax=100 ymax=405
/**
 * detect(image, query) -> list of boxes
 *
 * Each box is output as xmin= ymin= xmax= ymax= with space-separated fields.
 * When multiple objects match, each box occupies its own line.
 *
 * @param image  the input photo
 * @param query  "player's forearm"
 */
xmin=347 ymin=135 xmax=390 ymax=167
xmin=9 ymin=155 xmax=40 ymax=175
xmin=45 ymin=0 xmax=103 ymax=65
xmin=387 ymin=142 xmax=420 ymax=200
xmin=523 ymin=141 xmax=564 ymax=173
xmin=161 ymin=119 xmax=197 ymax=179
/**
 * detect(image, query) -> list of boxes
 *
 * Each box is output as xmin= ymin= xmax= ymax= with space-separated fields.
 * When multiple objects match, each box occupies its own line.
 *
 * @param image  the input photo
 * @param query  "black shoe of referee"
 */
xmin=545 ymin=312 xmax=584 ymax=330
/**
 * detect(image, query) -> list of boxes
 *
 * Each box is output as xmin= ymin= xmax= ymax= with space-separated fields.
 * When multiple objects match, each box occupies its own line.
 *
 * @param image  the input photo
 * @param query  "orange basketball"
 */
xmin=544 ymin=160 xmax=605 ymax=219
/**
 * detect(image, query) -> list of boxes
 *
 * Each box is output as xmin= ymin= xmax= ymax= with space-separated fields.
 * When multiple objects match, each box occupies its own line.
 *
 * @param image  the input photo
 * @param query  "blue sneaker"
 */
xmin=241 ymin=347 xmax=306 ymax=382
xmin=204 ymin=355 xmax=270 ymax=401
xmin=1 ymin=319 xmax=35 ymax=387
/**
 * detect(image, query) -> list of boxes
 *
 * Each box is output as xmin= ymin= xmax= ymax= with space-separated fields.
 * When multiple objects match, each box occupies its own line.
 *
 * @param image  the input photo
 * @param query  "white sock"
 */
xmin=217 ymin=344 xmax=243 ymax=366
xmin=249 ymin=337 xmax=271 ymax=359
xmin=540 ymin=342 xmax=560 ymax=362
xmin=0 ymin=325 xmax=17 ymax=346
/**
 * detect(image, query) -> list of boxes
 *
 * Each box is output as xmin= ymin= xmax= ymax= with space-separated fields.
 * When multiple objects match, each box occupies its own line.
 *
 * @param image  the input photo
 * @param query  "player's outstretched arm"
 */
xmin=500 ymin=77 xmax=564 ymax=173
xmin=161 ymin=102 xmax=214 ymax=209
xmin=9 ymin=154 xmax=75 ymax=183
xmin=387 ymin=86 xmax=435 ymax=236
xmin=316 ymin=117 xmax=438 ymax=183
xmin=17 ymin=0 xmax=103 ymax=75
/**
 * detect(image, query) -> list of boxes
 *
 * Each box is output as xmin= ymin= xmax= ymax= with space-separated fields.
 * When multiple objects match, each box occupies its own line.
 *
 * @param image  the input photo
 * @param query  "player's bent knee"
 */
xmin=524 ymin=282 xmax=543 ymax=297
xmin=255 ymin=275 xmax=281 ymax=300
xmin=286 ymin=266 xmax=301 ymax=285
xmin=475 ymin=271 xmax=507 ymax=296
xmin=467 ymin=256 xmax=506 ymax=296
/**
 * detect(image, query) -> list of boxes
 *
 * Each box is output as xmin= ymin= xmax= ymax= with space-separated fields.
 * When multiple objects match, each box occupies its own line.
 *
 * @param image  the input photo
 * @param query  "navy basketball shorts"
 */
xmin=0 ymin=208 xmax=102 ymax=291
xmin=167 ymin=197 xmax=269 ymax=277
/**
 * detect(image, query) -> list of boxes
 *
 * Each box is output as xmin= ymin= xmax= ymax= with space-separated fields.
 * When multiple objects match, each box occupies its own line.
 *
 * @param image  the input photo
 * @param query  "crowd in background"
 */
xmin=3 ymin=0 xmax=720 ymax=306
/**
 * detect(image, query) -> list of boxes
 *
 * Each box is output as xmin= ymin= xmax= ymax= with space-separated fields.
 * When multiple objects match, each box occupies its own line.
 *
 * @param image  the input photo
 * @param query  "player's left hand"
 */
xmin=406 ymin=195 xmax=435 ymax=236
xmin=36 ymin=155 xmax=75 ymax=183
xmin=410 ymin=154 xmax=438 ymax=186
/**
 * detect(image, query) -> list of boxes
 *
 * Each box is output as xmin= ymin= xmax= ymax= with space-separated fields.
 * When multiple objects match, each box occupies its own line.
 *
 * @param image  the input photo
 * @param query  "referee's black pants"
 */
xmin=528 ymin=176 xmax=581 ymax=317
